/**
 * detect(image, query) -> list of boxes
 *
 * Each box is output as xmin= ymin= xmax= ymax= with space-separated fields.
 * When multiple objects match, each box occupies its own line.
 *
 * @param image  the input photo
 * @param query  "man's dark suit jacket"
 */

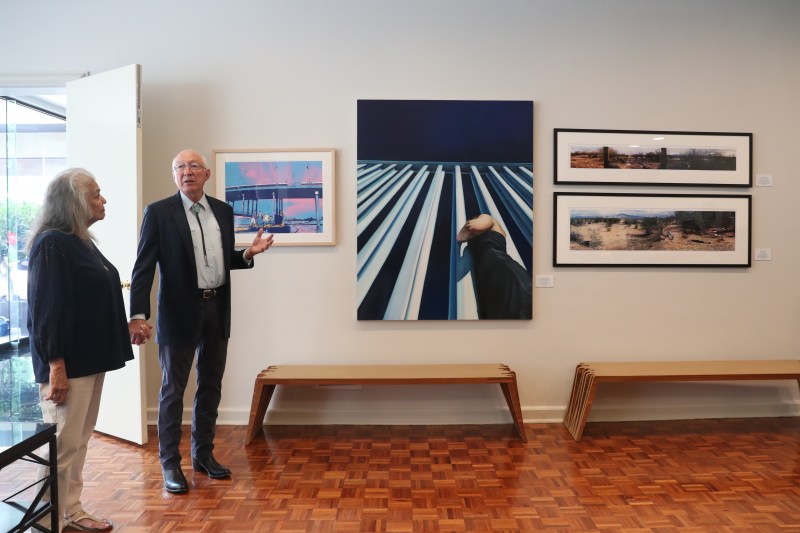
xmin=129 ymin=192 xmax=253 ymax=346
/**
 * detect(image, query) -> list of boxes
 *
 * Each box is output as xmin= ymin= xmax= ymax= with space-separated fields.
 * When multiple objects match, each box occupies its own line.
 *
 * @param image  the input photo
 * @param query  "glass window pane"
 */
xmin=0 ymin=97 xmax=66 ymax=421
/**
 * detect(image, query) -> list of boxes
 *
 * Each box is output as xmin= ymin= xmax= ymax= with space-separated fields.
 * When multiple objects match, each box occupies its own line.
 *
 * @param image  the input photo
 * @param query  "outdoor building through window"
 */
xmin=0 ymin=95 xmax=66 ymax=421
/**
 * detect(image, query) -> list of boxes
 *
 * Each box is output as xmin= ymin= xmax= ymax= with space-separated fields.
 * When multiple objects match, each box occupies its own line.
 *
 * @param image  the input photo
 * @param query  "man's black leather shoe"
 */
xmin=163 ymin=467 xmax=188 ymax=493
xmin=192 ymin=455 xmax=231 ymax=479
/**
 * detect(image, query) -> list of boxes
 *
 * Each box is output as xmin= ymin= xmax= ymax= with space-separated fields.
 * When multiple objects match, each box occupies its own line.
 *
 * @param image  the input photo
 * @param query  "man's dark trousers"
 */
xmin=157 ymin=295 xmax=228 ymax=468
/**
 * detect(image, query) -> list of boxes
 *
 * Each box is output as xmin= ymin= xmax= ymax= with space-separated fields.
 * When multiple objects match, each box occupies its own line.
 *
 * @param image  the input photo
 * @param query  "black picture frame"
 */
xmin=553 ymin=192 xmax=751 ymax=267
xmin=554 ymin=128 xmax=752 ymax=187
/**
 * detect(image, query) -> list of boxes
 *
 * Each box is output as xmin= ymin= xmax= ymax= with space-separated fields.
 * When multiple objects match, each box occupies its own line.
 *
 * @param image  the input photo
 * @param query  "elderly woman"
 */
xmin=27 ymin=168 xmax=139 ymax=532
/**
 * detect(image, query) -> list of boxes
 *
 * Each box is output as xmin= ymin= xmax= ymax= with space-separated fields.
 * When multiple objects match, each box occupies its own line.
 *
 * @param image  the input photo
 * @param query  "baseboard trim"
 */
xmin=148 ymin=401 xmax=800 ymax=427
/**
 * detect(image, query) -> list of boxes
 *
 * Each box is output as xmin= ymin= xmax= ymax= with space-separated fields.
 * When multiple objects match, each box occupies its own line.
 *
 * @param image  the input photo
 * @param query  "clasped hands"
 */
xmin=126 ymin=231 xmax=271 ymax=346
xmin=128 ymin=318 xmax=152 ymax=345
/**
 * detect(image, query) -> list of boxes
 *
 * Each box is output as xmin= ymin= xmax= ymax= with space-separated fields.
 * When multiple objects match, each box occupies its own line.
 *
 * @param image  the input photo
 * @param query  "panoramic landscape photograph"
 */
xmin=569 ymin=208 xmax=737 ymax=252
xmin=569 ymin=144 xmax=738 ymax=171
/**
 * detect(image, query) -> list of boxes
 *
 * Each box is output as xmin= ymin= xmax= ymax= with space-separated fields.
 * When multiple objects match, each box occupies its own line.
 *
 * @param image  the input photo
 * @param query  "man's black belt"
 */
xmin=196 ymin=287 xmax=224 ymax=299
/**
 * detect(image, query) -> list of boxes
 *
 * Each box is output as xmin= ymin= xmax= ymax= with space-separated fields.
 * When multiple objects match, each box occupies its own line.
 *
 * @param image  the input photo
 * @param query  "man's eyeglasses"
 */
xmin=172 ymin=162 xmax=205 ymax=172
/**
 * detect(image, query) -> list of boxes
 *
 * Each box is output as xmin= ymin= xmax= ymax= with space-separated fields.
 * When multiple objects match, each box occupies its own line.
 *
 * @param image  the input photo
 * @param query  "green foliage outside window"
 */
xmin=0 ymin=201 xmax=39 ymax=260
xmin=0 ymin=346 xmax=42 ymax=421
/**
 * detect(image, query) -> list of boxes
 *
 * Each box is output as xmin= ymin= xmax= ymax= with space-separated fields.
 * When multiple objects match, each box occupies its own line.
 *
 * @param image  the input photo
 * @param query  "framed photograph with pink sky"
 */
xmin=213 ymin=148 xmax=336 ymax=246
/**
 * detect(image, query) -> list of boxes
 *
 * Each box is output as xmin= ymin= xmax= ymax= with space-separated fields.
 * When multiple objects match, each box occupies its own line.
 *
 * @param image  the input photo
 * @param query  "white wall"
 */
xmin=6 ymin=0 xmax=800 ymax=427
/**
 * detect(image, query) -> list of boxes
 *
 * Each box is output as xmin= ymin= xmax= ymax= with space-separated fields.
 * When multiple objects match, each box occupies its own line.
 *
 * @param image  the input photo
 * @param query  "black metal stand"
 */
xmin=0 ymin=422 xmax=58 ymax=533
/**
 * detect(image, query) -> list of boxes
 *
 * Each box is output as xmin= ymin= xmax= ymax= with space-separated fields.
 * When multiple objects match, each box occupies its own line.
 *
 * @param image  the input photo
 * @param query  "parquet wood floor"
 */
xmin=2 ymin=419 xmax=800 ymax=532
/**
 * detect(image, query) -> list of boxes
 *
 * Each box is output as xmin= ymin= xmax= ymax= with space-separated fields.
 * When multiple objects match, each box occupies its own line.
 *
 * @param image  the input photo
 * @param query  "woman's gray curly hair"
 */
xmin=26 ymin=167 xmax=97 ymax=251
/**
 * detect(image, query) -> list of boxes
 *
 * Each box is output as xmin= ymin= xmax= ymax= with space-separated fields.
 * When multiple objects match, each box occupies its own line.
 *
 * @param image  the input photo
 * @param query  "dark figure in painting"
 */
xmin=457 ymin=214 xmax=532 ymax=319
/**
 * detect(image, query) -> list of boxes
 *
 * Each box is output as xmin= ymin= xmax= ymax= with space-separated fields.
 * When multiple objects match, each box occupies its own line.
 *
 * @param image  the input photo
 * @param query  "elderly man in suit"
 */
xmin=128 ymin=149 xmax=273 ymax=493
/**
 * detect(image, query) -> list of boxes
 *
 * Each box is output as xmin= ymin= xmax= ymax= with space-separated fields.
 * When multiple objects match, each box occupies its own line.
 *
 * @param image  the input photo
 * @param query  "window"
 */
xmin=0 ymin=96 xmax=66 ymax=421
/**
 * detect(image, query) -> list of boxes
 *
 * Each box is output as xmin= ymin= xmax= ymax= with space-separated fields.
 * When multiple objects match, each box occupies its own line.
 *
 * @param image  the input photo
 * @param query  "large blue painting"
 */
xmin=357 ymin=100 xmax=534 ymax=320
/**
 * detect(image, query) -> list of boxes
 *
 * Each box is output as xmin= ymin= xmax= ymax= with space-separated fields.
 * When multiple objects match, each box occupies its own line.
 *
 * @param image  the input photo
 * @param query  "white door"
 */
xmin=67 ymin=64 xmax=147 ymax=444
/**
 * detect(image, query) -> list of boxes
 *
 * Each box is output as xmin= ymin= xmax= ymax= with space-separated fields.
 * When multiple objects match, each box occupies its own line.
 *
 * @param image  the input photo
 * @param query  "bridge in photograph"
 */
xmin=225 ymin=183 xmax=322 ymax=217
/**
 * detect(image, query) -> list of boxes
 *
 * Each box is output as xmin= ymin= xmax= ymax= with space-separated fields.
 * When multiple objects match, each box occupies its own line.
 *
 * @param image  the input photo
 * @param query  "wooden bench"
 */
xmin=246 ymin=363 xmax=526 ymax=443
xmin=563 ymin=359 xmax=800 ymax=441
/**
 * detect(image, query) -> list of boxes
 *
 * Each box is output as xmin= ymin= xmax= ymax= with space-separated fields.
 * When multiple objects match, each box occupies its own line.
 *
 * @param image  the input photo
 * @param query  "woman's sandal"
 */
xmin=63 ymin=510 xmax=113 ymax=532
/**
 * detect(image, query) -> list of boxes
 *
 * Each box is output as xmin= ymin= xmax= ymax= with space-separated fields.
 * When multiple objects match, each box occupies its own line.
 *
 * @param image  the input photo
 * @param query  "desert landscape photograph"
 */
xmin=569 ymin=208 xmax=736 ymax=252
xmin=569 ymin=144 xmax=737 ymax=171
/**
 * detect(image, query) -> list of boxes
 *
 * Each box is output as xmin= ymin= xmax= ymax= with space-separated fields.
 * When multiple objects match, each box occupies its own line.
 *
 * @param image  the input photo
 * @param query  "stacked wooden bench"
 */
xmin=246 ymin=363 xmax=526 ymax=443
xmin=563 ymin=359 xmax=800 ymax=441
